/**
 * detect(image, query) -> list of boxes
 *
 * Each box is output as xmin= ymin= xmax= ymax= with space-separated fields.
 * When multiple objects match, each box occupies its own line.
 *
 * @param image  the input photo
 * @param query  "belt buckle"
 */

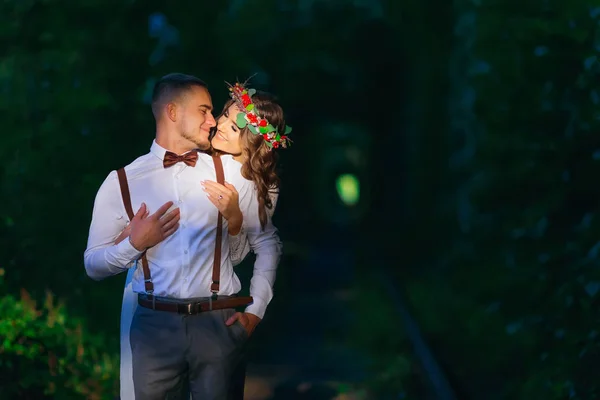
xmin=186 ymin=302 xmax=198 ymax=315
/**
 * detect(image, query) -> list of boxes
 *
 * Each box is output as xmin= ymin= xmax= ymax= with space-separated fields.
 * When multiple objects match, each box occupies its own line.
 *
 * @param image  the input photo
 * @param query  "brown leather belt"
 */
xmin=138 ymin=293 xmax=253 ymax=315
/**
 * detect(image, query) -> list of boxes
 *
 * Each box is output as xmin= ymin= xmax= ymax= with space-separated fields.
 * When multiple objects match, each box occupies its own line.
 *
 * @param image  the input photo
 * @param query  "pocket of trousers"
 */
xmin=233 ymin=319 xmax=249 ymax=341
xmin=223 ymin=308 xmax=248 ymax=343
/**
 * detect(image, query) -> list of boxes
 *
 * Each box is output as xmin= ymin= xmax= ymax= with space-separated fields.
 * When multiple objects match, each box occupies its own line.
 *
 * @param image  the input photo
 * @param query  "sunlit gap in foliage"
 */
xmin=336 ymin=173 xmax=360 ymax=206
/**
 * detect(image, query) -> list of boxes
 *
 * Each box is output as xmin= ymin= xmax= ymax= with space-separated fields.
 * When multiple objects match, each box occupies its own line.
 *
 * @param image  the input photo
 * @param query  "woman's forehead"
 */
xmin=227 ymin=104 xmax=242 ymax=118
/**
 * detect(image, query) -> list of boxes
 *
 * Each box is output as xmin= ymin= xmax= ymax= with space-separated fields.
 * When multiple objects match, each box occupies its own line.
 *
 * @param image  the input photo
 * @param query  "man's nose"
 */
xmin=208 ymin=114 xmax=217 ymax=127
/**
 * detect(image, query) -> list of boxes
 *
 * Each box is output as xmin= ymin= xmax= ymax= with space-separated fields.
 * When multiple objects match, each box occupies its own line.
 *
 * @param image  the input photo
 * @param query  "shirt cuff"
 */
xmin=245 ymin=298 xmax=267 ymax=320
xmin=112 ymin=237 xmax=144 ymax=268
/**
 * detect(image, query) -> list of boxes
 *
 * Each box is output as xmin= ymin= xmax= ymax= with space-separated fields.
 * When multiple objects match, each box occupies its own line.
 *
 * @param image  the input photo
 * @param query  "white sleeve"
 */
xmin=234 ymin=181 xmax=282 ymax=319
xmin=83 ymin=171 xmax=144 ymax=280
xmin=229 ymin=190 xmax=279 ymax=266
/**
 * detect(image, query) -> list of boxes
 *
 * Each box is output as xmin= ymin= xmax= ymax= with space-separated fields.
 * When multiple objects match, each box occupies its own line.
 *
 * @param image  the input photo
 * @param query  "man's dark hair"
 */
xmin=151 ymin=73 xmax=208 ymax=118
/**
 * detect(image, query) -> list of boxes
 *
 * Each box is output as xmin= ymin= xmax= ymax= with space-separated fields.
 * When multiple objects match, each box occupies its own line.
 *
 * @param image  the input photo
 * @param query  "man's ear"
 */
xmin=166 ymin=103 xmax=177 ymax=122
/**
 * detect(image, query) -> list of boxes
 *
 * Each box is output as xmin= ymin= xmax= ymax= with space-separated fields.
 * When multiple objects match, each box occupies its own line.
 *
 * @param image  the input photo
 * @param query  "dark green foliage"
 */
xmin=0 ymin=270 xmax=118 ymax=399
xmin=403 ymin=1 xmax=600 ymax=399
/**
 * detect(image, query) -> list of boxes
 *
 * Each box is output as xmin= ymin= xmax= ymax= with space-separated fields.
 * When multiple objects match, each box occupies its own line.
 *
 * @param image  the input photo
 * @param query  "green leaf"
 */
xmin=236 ymin=113 xmax=247 ymax=128
xmin=246 ymin=104 xmax=254 ymax=111
xmin=265 ymin=124 xmax=276 ymax=133
xmin=284 ymin=125 xmax=292 ymax=134
xmin=248 ymin=88 xmax=256 ymax=96
xmin=248 ymin=125 xmax=258 ymax=134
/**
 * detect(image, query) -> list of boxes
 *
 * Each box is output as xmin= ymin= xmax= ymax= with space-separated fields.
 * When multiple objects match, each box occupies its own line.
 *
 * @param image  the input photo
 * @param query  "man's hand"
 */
xmin=114 ymin=208 xmax=148 ymax=245
xmin=225 ymin=312 xmax=261 ymax=337
xmin=202 ymin=180 xmax=243 ymax=235
xmin=128 ymin=202 xmax=180 ymax=251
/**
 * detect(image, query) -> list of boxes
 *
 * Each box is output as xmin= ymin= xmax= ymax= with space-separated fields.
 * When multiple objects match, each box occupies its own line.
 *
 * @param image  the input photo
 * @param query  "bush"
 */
xmin=0 ymin=269 xmax=118 ymax=400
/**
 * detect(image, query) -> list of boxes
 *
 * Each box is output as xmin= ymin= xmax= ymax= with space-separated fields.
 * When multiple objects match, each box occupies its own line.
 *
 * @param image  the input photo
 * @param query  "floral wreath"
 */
xmin=227 ymin=81 xmax=292 ymax=149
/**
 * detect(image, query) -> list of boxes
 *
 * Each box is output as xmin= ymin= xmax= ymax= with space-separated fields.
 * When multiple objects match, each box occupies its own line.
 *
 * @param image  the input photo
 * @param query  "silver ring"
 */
xmin=218 ymin=195 xmax=223 ymax=200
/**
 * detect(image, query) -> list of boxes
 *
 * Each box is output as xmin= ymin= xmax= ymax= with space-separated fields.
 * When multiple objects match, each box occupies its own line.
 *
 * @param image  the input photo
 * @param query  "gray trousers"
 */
xmin=130 ymin=305 xmax=248 ymax=400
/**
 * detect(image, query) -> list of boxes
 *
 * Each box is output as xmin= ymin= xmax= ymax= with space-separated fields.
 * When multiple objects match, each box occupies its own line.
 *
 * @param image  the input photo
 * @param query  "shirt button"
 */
xmin=178 ymin=199 xmax=183 ymax=204
xmin=184 ymin=250 xmax=188 ymax=254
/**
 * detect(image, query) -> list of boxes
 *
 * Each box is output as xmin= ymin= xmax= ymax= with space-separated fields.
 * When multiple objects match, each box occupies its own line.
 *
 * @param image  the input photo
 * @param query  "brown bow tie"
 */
xmin=163 ymin=151 xmax=199 ymax=168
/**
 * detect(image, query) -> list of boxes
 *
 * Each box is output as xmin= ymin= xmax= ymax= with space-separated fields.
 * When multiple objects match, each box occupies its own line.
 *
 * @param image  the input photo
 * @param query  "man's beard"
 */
xmin=182 ymin=130 xmax=210 ymax=150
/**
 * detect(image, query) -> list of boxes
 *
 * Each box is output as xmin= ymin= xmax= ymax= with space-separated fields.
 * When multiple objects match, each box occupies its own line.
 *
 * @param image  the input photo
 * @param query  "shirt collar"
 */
xmin=150 ymin=140 xmax=167 ymax=161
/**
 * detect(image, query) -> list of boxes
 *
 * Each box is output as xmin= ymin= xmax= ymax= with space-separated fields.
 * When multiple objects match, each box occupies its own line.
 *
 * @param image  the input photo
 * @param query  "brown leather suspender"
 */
xmin=210 ymin=155 xmax=225 ymax=298
xmin=117 ymin=168 xmax=154 ymax=295
xmin=116 ymin=155 xmax=226 ymax=299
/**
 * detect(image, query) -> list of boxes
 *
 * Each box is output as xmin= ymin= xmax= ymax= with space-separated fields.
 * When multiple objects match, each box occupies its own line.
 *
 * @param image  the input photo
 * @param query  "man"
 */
xmin=84 ymin=73 xmax=282 ymax=399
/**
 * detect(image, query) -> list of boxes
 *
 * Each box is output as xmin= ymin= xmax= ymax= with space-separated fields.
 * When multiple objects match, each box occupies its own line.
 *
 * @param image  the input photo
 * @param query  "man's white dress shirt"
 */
xmin=84 ymin=140 xmax=282 ymax=318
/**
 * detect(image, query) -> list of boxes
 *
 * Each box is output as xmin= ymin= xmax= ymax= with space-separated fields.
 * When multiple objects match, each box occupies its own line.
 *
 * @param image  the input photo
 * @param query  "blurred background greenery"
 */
xmin=1 ymin=0 xmax=600 ymax=399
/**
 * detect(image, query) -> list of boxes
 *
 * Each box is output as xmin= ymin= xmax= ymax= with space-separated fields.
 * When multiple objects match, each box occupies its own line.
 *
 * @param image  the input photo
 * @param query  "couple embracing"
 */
xmin=84 ymin=72 xmax=292 ymax=399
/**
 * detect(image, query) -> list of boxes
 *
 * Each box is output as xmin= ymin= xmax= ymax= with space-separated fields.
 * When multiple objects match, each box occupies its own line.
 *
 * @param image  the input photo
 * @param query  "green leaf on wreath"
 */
xmin=265 ymin=124 xmax=276 ymax=133
xmin=236 ymin=113 xmax=247 ymax=128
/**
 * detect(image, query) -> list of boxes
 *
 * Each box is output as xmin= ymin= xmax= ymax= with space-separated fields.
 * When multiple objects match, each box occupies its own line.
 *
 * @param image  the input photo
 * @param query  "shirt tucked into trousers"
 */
xmin=84 ymin=141 xmax=282 ymax=399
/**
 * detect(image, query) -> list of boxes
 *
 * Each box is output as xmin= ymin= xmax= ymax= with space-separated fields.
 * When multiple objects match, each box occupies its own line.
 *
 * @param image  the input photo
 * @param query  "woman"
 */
xmin=118 ymin=81 xmax=291 ymax=399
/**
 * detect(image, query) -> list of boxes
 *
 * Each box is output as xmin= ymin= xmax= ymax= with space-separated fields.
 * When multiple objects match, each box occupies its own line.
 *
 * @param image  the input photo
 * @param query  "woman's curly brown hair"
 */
xmin=215 ymin=92 xmax=284 ymax=229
